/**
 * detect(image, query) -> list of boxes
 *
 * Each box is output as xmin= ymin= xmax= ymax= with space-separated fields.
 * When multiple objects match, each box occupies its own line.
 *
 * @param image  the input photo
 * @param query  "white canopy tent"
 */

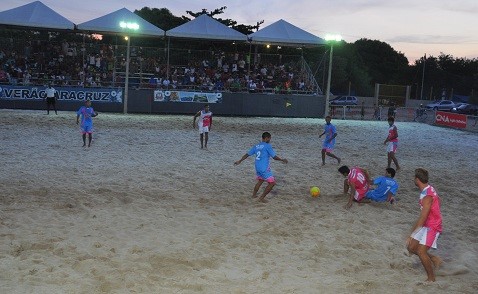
xmin=77 ymin=8 xmax=164 ymax=37
xmin=248 ymin=19 xmax=325 ymax=46
xmin=166 ymin=14 xmax=245 ymax=41
xmin=0 ymin=0 xmax=75 ymax=30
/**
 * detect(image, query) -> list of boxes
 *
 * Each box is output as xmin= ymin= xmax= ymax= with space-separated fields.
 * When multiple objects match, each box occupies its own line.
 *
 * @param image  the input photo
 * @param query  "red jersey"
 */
xmin=419 ymin=185 xmax=443 ymax=232
xmin=199 ymin=110 xmax=212 ymax=127
xmin=388 ymin=125 xmax=398 ymax=142
xmin=348 ymin=167 xmax=370 ymax=201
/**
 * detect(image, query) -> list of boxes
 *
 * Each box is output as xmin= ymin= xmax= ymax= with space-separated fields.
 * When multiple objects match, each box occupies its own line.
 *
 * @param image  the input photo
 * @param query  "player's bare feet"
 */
xmin=258 ymin=197 xmax=268 ymax=203
xmin=252 ymin=194 xmax=258 ymax=198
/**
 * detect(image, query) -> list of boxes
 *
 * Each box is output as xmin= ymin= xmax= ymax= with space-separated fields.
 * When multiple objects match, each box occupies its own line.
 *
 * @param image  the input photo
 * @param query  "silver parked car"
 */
xmin=425 ymin=100 xmax=456 ymax=111
xmin=330 ymin=96 xmax=358 ymax=106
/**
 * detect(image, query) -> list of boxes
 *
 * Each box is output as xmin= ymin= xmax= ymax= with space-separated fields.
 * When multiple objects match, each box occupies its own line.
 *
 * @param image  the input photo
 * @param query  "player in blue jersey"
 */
xmin=319 ymin=116 xmax=341 ymax=165
xmin=76 ymin=99 xmax=97 ymax=147
xmin=234 ymin=132 xmax=288 ymax=203
xmin=366 ymin=168 xmax=399 ymax=204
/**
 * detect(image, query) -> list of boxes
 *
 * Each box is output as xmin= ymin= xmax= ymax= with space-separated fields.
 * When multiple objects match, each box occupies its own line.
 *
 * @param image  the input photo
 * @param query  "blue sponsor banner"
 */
xmin=0 ymin=85 xmax=122 ymax=103
xmin=154 ymin=90 xmax=222 ymax=103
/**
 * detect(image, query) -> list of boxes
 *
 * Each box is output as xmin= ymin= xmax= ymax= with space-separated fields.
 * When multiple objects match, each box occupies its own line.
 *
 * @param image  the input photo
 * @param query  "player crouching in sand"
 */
xmin=338 ymin=165 xmax=370 ymax=209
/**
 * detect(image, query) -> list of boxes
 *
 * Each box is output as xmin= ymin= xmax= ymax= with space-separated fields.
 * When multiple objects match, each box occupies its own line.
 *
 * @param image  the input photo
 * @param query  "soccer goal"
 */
xmin=375 ymin=83 xmax=411 ymax=107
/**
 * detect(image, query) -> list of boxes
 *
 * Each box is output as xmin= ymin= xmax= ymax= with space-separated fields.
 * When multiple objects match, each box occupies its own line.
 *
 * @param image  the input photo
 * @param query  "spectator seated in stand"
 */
xmin=148 ymin=76 xmax=158 ymax=88
xmin=214 ymin=79 xmax=224 ymax=91
xmin=0 ymin=37 xmax=317 ymax=94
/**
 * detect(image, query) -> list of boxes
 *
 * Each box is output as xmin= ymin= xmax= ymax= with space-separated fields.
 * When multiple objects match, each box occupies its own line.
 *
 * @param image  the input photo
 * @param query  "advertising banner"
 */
xmin=154 ymin=90 xmax=222 ymax=103
xmin=435 ymin=111 xmax=467 ymax=128
xmin=0 ymin=85 xmax=122 ymax=103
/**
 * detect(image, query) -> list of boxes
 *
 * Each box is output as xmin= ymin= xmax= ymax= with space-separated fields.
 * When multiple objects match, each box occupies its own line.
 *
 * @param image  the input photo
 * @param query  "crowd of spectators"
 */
xmin=0 ymin=38 xmax=115 ymax=88
xmin=0 ymin=38 xmax=318 ymax=94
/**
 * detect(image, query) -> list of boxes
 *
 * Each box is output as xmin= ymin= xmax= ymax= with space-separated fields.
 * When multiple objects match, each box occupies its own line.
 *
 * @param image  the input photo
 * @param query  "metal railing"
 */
xmin=329 ymin=105 xmax=478 ymax=132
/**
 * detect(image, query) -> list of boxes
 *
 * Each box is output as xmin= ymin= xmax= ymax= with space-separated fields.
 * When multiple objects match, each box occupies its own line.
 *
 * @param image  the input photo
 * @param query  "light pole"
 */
xmin=324 ymin=34 xmax=342 ymax=117
xmin=119 ymin=21 xmax=139 ymax=114
xmin=124 ymin=36 xmax=130 ymax=114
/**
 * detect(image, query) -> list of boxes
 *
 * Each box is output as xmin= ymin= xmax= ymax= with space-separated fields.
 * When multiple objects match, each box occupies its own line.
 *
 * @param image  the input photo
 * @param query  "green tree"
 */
xmin=135 ymin=7 xmax=186 ymax=31
xmin=353 ymin=38 xmax=409 ymax=85
xmin=184 ymin=7 xmax=263 ymax=34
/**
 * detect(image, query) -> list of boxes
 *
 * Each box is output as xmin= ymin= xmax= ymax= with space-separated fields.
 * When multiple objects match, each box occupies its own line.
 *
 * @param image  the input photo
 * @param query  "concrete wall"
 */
xmin=0 ymin=86 xmax=325 ymax=118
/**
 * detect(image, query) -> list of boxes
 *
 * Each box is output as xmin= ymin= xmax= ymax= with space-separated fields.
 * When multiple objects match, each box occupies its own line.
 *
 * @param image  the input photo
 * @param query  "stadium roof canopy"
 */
xmin=77 ymin=8 xmax=164 ymax=37
xmin=0 ymin=1 xmax=75 ymax=30
xmin=248 ymin=19 xmax=325 ymax=47
xmin=166 ymin=14 xmax=246 ymax=41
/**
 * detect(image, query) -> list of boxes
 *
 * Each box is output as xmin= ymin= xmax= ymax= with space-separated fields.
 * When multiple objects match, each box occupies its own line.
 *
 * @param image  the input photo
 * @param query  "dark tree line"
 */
xmin=303 ymin=38 xmax=477 ymax=101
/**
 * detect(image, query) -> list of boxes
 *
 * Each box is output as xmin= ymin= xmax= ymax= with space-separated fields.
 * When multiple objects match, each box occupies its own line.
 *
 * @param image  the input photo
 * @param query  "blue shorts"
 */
xmin=366 ymin=190 xmax=388 ymax=202
xmin=322 ymin=141 xmax=335 ymax=152
xmin=256 ymin=170 xmax=275 ymax=183
xmin=81 ymin=122 xmax=93 ymax=134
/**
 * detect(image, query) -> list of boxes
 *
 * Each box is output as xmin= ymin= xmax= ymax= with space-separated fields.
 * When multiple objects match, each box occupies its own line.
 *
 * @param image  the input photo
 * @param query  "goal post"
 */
xmin=375 ymin=83 xmax=411 ymax=106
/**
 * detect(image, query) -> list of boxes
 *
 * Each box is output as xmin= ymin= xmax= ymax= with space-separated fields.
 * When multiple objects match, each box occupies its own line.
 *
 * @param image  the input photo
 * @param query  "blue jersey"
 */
xmin=77 ymin=106 xmax=95 ymax=125
xmin=366 ymin=176 xmax=399 ymax=202
xmin=322 ymin=123 xmax=337 ymax=149
xmin=247 ymin=141 xmax=276 ymax=173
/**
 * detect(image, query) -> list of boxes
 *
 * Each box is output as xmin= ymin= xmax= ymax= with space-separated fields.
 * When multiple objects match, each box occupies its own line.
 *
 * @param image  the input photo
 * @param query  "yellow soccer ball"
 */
xmin=310 ymin=186 xmax=320 ymax=197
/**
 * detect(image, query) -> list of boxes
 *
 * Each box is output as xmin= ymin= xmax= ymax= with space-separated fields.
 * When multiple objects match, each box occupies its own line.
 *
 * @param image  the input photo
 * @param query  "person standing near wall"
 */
xmin=373 ymin=104 xmax=381 ymax=120
xmin=45 ymin=83 xmax=58 ymax=115
xmin=193 ymin=104 xmax=213 ymax=149
xmin=361 ymin=101 xmax=365 ymax=120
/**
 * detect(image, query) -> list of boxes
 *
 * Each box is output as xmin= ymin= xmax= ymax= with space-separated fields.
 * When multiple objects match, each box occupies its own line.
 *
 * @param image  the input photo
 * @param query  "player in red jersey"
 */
xmin=407 ymin=168 xmax=443 ymax=282
xmin=384 ymin=116 xmax=400 ymax=170
xmin=338 ymin=165 xmax=370 ymax=209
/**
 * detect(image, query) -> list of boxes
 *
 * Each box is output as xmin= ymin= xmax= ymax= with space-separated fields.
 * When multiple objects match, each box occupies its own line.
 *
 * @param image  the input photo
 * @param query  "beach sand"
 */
xmin=1 ymin=109 xmax=477 ymax=293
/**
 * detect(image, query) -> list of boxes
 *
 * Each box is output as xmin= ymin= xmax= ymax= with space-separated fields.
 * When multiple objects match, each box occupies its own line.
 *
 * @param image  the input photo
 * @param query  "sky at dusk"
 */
xmin=1 ymin=0 xmax=477 ymax=63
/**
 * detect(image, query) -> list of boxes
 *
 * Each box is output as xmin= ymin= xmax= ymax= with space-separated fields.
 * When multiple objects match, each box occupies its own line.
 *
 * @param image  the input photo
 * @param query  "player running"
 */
xmin=234 ymin=132 xmax=288 ymax=203
xmin=407 ymin=168 xmax=443 ymax=282
xmin=319 ymin=116 xmax=341 ymax=165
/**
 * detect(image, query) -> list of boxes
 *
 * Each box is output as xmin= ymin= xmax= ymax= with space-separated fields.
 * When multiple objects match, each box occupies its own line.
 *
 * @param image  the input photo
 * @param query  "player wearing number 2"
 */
xmin=234 ymin=132 xmax=288 ymax=203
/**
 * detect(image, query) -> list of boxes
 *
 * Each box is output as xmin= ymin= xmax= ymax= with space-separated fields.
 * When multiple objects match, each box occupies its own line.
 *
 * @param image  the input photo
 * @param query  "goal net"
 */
xmin=375 ymin=84 xmax=410 ymax=106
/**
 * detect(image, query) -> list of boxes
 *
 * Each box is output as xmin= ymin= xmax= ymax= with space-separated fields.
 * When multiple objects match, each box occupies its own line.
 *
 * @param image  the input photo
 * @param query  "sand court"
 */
xmin=0 ymin=109 xmax=477 ymax=293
